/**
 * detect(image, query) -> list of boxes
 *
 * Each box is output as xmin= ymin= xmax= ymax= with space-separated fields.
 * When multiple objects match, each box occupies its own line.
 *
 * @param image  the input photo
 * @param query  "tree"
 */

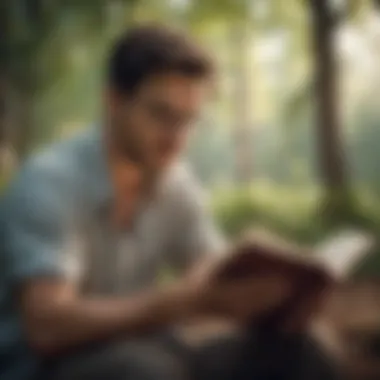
xmin=230 ymin=19 xmax=254 ymax=184
xmin=182 ymin=0 xmax=256 ymax=184
xmin=0 ymin=0 xmax=136 ymax=174
xmin=309 ymin=0 xmax=348 ymax=195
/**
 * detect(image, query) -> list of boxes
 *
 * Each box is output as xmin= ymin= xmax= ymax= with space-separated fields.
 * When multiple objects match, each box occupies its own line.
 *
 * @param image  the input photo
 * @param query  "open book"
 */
xmin=214 ymin=228 xmax=375 ymax=328
xmin=215 ymin=228 xmax=375 ymax=284
xmin=175 ymin=229 xmax=375 ymax=346
xmin=313 ymin=230 xmax=375 ymax=279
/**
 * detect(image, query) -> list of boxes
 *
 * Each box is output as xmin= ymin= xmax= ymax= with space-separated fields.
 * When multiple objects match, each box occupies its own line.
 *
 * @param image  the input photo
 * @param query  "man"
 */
xmin=0 ymin=25 xmax=338 ymax=380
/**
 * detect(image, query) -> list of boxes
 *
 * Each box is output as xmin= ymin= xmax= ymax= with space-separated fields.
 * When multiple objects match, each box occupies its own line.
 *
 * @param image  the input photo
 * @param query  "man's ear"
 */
xmin=104 ymin=87 xmax=121 ymax=115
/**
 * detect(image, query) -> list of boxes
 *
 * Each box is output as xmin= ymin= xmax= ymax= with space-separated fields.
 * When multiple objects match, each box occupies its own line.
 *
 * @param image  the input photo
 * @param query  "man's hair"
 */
xmin=108 ymin=24 xmax=214 ymax=94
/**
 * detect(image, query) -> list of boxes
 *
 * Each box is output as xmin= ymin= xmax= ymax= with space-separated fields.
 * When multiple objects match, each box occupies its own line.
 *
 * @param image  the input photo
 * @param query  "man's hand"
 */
xmin=279 ymin=289 xmax=326 ymax=333
xmin=182 ymin=256 xmax=295 ymax=324
xmin=182 ymin=228 xmax=336 ymax=328
xmin=264 ymin=271 xmax=333 ymax=333
xmin=203 ymin=275 xmax=295 ymax=324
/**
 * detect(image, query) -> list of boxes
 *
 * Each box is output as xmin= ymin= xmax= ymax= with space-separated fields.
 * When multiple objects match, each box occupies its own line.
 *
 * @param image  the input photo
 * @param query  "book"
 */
xmin=213 ymin=228 xmax=375 ymax=328
xmin=174 ymin=229 xmax=375 ymax=347
xmin=313 ymin=229 xmax=375 ymax=279
xmin=215 ymin=228 xmax=375 ymax=285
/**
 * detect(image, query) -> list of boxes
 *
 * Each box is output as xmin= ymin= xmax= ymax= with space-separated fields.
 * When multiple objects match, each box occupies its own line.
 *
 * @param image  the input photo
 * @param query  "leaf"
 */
xmin=185 ymin=0 xmax=248 ymax=24
xmin=283 ymin=77 xmax=314 ymax=128
xmin=345 ymin=0 xmax=372 ymax=23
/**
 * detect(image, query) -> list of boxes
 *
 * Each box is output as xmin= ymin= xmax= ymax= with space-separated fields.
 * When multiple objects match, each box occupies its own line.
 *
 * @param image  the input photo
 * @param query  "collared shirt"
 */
xmin=0 ymin=125 xmax=225 ymax=380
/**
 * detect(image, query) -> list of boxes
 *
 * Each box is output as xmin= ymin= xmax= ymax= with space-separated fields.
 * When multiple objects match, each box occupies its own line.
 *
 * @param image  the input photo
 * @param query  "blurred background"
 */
xmin=3 ymin=0 xmax=380 ymax=270
xmin=3 ymin=0 xmax=380 ymax=376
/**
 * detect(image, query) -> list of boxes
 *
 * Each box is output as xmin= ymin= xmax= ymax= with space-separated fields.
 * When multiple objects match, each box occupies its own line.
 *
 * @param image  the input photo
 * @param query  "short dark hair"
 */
xmin=108 ymin=24 xmax=214 ymax=94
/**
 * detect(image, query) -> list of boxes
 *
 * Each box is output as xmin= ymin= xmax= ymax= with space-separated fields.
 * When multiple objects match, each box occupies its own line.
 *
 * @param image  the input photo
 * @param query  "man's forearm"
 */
xmin=25 ymin=283 xmax=197 ymax=355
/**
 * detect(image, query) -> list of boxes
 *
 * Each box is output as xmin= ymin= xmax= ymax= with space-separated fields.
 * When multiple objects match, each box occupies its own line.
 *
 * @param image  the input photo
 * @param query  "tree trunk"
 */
xmin=0 ymin=76 xmax=8 ymax=151
xmin=12 ymin=89 xmax=35 ymax=162
xmin=0 ymin=75 xmax=18 ymax=177
xmin=232 ymin=21 xmax=253 ymax=184
xmin=0 ymin=74 xmax=34 ymax=174
xmin=310 ymin=0 xmax=348 ymax=192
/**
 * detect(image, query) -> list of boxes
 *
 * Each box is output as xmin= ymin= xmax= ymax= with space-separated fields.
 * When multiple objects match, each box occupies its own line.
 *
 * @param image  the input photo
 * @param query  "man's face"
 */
xmin=107 ymin=73 xmax=209 ymax=172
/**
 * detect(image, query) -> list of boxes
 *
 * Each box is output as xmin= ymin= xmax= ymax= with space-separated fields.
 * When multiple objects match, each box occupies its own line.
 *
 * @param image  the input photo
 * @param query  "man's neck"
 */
xmin=102 ymin=123 xmax=166 ymax=227
xmin=101 ymin=131 xmax=141 ymax=226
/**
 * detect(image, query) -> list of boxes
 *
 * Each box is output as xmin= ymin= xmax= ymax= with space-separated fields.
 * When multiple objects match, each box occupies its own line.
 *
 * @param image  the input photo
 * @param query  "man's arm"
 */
xmin=19 ymin=277 xmax=197 ymax=355
xmin=2 ymin=162 xmax=200 ymax=356
xmin=165 ymin=167 xmax=227 ymax=274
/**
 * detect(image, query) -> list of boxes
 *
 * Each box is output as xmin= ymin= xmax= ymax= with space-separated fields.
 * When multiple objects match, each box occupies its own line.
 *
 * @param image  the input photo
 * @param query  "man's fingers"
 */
xmin=251 ymin=275 xmax=294 ymax=302
xmin=280 ymin=289 xmax=325 ymax=333
xmin=227 ymin=275 xmax=294 ymax=321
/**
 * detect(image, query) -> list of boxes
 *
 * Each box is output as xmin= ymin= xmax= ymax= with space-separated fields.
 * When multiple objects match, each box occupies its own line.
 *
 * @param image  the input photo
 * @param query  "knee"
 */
xmin=108 ymin=342 xmax=189 ymax=380
xmin=249 ymin=331 xmax=338 ymax=378
xmin=51 ymin=342 xmax=188 ymax=380
xmin=272 ymin=333 xmax=339 ymax=379
xmin=259 ymin=331 xmax=330 ymax=362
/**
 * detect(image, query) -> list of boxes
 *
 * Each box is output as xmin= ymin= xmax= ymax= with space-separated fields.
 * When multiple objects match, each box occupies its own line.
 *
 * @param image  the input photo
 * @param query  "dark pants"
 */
xmin=40 ymin=328 xmax=340 ymax=380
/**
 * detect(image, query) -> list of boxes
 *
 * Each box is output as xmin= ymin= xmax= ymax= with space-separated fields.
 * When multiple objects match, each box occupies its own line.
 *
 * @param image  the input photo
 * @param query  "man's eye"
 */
xmin=189 ymin=114 xmax=201 ymax=125
xmin=149 ymin=106 xmax=170 ymax=119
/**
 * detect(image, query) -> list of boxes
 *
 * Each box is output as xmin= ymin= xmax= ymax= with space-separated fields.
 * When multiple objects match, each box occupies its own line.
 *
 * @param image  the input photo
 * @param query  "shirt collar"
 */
xmin=84 ymin=123 xmax=178 ymax=214
xmin=84 ymin=124 xmax=113 ymax=208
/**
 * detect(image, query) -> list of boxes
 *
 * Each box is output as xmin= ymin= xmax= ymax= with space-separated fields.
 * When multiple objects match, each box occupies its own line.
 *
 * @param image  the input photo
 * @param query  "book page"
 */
xmin=313 ymin=230 xmax=375 ymax=279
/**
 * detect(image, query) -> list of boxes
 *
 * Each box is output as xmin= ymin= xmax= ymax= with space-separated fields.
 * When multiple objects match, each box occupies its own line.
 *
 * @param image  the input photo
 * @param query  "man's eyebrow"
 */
xmin=153 ymin=102 xmax=172 ymax=112
xmin=145 ymin=99 xmax=171 ymax=112
xmin=150 ymin=101 xmax=195 ymax=118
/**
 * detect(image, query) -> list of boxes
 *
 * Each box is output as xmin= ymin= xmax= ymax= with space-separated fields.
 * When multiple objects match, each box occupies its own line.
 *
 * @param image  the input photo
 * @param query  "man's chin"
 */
xmin=141 ymin=157 xmax=174 ymax=193
xmin=141 ymin=158 xmax=170 ymax=180
xmin=151 ymin=155 xmax=176 ymax=170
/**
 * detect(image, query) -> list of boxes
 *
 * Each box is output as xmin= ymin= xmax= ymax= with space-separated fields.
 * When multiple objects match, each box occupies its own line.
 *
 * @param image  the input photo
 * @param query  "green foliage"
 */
xmin=283 ymin=79 xmax=314 ymax=128
xmin=185 ymin=0 xmax=248 ymax=24
xmin=212 ymin=183 xmax=324 ymax=243
xmin=346 ymin=0 xmax=374 ymax=23
xmin=0 ymin=0 xmax=136 ymax=156
xmin=211 ymin=182 xmax=380 ymax=276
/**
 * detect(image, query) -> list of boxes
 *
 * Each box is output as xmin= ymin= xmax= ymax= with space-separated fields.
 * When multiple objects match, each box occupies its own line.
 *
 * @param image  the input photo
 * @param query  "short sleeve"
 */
xmin=1 ymin=161 xmax=80 ymax=286
xmin=166 ymin=167 xmax=227 ymax=272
